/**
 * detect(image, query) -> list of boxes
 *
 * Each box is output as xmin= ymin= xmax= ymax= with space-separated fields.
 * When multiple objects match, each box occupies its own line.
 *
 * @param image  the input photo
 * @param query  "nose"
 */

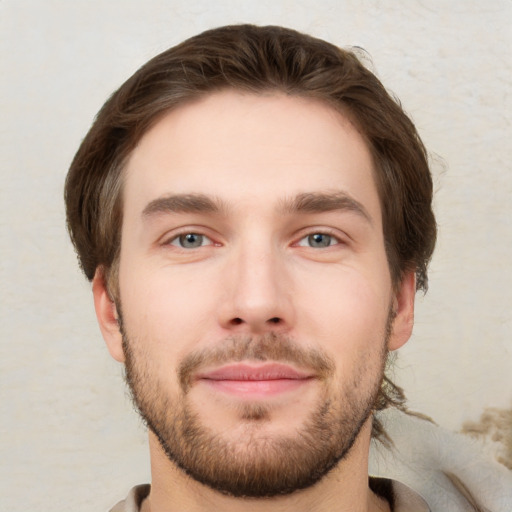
xmin=217 ymin=243 xmax=294 ymax=334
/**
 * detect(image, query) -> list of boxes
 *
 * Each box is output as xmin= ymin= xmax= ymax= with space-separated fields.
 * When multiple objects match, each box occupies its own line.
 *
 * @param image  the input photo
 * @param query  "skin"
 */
xmin=93 ymin=91 xmax=416 ymax=512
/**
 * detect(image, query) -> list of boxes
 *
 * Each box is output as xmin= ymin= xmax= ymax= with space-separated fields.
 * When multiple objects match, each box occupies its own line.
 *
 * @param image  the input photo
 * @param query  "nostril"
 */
xmin=228 ymin=317 xmax=282 ymax=327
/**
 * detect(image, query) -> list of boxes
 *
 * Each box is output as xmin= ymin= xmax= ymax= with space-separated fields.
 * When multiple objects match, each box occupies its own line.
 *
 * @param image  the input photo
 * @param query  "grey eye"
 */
xmin=296 ymin=233 xmax=338 ymax=248
xmin=174 ymin=233 xmax=206 ymax=248
xmin=296 ymin=232 xmax=340 ymax=249
xmin=307 ymin=233 xmax=333 ymax=248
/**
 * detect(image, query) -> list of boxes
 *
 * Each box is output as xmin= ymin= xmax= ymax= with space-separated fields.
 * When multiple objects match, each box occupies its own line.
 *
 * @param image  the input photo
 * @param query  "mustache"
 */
xmin=178 ymin=332 xmax=335 ymax=392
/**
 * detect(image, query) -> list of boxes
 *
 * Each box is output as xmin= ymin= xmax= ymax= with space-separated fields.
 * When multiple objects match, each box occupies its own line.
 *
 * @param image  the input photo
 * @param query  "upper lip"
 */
xmin=196 ymin=363 xmax=314 ymax=381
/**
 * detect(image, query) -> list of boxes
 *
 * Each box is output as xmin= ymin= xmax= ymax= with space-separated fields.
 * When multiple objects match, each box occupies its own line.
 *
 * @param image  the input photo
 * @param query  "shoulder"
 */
xmin=109 ymin=484 xmax=150 ymax=512
xmin=371 ymin=476 xmax=430 ymax=511
xmin=369 ymin=408 xmax=512 ymax=512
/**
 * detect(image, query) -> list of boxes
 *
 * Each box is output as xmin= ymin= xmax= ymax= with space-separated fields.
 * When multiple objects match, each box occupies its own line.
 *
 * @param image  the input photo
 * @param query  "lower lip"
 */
xmin=200 ymin=378 xmax=312 ymax=398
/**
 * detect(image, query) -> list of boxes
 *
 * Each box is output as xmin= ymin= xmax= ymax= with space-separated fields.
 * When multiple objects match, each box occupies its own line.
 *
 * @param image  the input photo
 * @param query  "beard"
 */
xmin=121 ymin=320 xmax=391 ymax=498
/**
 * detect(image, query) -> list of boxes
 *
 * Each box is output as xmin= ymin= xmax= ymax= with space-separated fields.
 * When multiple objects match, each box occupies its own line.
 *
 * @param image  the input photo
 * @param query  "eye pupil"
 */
xmin=179 ymin=233 xmax=203 ymax=248
xmin=308 ymin=233 xmax=331 ymax=248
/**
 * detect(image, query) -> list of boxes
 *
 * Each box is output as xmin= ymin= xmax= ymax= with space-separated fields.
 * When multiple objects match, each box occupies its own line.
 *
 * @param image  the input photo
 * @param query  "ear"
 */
xmin=92 ymin=267 xmax=125 ymax=362
xmin=387 ymin=271 xmax=416 ymax=351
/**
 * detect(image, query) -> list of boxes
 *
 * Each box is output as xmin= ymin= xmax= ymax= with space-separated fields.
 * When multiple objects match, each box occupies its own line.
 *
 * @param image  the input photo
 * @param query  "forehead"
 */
xmin=123 ymin=90 xmax=380 ymax=221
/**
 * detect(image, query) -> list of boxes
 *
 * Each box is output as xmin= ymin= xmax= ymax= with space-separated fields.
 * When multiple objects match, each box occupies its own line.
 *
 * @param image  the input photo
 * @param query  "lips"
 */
xmin=198 ymin=363 xmax=312 ymax=381
xmin=195 ymin=363 xmax=315 ymax=397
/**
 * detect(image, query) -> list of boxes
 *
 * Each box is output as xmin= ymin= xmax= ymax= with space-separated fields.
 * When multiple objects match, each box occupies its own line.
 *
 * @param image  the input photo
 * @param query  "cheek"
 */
xmin=119 ymin=261 xmax=228 ymax=361
xmin=300 ymin=277 xmax=390 ymax=393
xmin=296 ymin=265 xmax=391 ymax=352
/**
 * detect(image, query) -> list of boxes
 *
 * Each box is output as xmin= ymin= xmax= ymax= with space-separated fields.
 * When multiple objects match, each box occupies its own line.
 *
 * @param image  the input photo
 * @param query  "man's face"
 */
xmin=95 ymin=91 xmax=414 ymax=497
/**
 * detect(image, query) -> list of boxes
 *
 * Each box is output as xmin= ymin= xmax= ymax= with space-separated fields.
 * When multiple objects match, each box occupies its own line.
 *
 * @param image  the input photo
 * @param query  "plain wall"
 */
xmin=1 ymin=1 xmax=511 ymax=510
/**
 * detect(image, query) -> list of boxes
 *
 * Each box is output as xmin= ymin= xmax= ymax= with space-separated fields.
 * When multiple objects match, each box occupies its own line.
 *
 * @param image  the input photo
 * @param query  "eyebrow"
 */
xmin=279 ymin=192 xmax=373 ymax=224
xmin=142 ymin=193 xmax=227 ymax=218
xmin=141 ymin=191 xmax=372 ymax=224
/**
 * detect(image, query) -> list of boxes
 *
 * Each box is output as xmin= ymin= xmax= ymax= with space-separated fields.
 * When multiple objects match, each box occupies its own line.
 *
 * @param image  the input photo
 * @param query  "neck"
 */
xmin=142 ymin=419 xmax=390 ymax=512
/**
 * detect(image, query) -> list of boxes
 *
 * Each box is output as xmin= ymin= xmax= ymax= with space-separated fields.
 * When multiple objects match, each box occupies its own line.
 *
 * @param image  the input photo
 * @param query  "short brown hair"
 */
xmin=65 ymin=24 xmax=437 ymax=439
xmin=66 ymin=24 xmax=435 ymax=289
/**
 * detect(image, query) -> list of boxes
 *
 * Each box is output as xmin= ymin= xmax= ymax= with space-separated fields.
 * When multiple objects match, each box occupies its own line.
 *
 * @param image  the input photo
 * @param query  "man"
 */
xmin=65 ymin=24 xmax=467 ymax=511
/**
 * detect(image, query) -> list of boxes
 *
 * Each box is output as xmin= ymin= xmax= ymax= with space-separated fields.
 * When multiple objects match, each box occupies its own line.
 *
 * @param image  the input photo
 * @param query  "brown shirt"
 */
xmin=109 ymin=478 xmax=431 ymax=512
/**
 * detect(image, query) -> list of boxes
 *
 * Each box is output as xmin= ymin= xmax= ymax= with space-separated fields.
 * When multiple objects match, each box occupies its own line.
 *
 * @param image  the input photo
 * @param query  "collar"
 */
xmin=110 ymin=478 xmax=430 ymax=512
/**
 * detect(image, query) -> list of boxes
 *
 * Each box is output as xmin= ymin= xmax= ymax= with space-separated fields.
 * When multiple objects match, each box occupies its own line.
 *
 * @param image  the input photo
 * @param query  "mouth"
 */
xmin=195 ymin=363 xmax=316 ymax=398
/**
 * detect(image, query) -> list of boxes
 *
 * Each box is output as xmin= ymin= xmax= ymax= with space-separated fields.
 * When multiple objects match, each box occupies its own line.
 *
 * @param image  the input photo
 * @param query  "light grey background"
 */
xmin=1 ymin=1 xmax=511 ymax=510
